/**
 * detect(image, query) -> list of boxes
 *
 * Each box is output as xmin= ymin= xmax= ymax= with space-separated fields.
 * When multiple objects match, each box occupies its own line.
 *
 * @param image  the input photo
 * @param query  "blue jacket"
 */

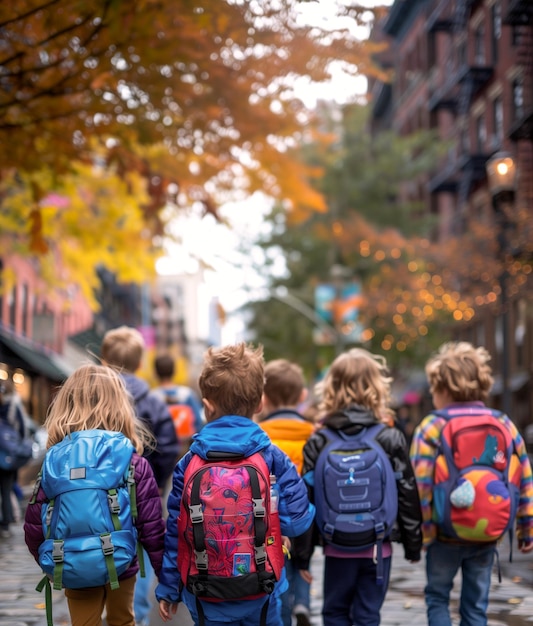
xmin=122 ymin=374 xmax=179 ymax=489
xmin=155 ymin=415 xmax=315 ymax=622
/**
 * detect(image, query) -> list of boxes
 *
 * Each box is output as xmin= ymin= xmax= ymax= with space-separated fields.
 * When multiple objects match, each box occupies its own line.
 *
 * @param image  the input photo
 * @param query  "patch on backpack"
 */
xmin=70 ymin=467 xmax=86 ymax=480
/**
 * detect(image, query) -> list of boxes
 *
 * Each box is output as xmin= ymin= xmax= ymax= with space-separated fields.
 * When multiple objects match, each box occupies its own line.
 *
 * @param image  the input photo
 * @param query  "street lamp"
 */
xmin=485 ymin=151 xmax=517 ymax=417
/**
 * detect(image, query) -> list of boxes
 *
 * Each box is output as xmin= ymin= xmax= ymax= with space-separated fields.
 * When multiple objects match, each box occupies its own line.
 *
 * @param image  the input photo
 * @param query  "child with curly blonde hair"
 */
xmin=302 ymin=348 xmax=422 ymax=626
xmin=410 ymin=341 xmax=533 ymax=626
xmin=24 ymin=364 xmax=166 ymax=626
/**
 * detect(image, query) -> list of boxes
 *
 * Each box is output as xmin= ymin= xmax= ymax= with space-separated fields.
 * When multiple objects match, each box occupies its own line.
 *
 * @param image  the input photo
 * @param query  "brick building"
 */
xmin=370 ymin=0 xmax=533 ymax=431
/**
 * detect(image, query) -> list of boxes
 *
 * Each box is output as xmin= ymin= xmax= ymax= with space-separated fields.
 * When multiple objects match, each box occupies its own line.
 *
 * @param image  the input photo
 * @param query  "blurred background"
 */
xmin=1 ymin=0 xmax=532 ymax=482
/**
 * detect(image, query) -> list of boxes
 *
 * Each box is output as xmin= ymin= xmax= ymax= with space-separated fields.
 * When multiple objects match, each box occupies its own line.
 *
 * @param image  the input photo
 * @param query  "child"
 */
xmin=156 ymin=342 xmax=315 ymax=626
xmin=302 ymin=347 xmax=422 ymax=626
xmin=410 ymin=341 xmax=533 ymax=626
xmin=23 ymin=364 xmax=166 ymax=626
xmin=152 ymin=353 xmax=204 ymax=457
xmin=102 ymin=326 xmax=179 ymax=626
xmin=258 ymin=358 xmax=315 ymax=626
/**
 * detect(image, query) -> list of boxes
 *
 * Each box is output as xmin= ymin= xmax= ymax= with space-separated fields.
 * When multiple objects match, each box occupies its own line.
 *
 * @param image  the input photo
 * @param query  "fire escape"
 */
xmin=427 ymin=0 xmax=493 ymax=232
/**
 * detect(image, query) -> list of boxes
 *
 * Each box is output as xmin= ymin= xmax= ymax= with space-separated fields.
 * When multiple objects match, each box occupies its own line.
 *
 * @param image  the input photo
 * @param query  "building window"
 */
xmin=512 ymin=77 xmax=524 ymax=122
xmin=493 ymin=96 xmax=504 ymax=144
xmin=475 ymin=114 xmax=487 ymax=151
xmin=474 ymin=23 xmax=485 ymax=65
xmin=491 ymin=3 xmax=501 ymax=63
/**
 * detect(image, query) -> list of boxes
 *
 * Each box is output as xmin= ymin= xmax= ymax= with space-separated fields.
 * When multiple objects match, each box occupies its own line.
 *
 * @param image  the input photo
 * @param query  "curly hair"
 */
xmin=198 ymin=342 xmax=264 ymax=419
xmin=44 ymin=363 xmax=153 ymax=454
xmin=318 ymin=348 xmax=392 ymax=420
xmin=425 ymin=341 xmax=493 ymax=403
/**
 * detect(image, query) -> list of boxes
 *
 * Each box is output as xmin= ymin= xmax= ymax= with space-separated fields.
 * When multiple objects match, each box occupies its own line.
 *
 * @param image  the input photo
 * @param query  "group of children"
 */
xmin=21 ymin=330 xmax=533 ymax=626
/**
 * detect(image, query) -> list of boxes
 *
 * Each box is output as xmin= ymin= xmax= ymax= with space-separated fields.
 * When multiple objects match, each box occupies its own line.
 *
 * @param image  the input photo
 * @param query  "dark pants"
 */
xmin=0 ymin=469 xmax=15 ymax=529
xmin=322 ymin=555 xmax=391 ymax=626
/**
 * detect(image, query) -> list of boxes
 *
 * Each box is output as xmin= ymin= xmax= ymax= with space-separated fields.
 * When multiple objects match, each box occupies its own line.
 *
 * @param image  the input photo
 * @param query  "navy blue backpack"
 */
xmin=314 ymin=424 xmax=399 ymax=582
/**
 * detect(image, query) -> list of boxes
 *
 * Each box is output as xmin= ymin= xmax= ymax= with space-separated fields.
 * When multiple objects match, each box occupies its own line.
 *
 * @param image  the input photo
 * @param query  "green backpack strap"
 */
xmin=36 ymin=575 xmax=53 ymax=626
xmin=127 ymin=462 xmax=145 ymax=578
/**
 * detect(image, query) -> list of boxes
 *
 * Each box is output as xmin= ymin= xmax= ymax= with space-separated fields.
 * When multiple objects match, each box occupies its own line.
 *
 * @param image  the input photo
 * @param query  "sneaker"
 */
xmin=294 ymin=610 xmax=311 ymax=626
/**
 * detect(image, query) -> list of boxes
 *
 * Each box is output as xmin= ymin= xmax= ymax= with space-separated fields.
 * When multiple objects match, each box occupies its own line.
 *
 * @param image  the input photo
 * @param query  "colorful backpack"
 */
xmin=432 ymin=406 xmax=520 ymax=544
xmin=35 ymin=430 xmax=141 ymax=591
xmin=314 ymin=424 xmax=399 ymax=583
xmin=177 ymin=451 xmax=285 ymax=609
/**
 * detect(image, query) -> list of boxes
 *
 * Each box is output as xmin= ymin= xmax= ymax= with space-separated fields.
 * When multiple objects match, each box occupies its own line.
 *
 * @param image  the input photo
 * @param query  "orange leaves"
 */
xmin=0 ymin=0 xmax=384 ymax=222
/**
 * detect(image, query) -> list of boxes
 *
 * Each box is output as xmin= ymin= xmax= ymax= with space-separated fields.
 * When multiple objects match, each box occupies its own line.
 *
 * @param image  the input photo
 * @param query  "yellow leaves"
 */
xmin=0 ymin=164 xmax=159 ymax=311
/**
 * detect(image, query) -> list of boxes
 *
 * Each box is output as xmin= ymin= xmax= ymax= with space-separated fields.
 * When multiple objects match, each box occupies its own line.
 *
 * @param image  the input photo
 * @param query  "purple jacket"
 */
xmin=24 ymin=451 xmax=165 ymax=581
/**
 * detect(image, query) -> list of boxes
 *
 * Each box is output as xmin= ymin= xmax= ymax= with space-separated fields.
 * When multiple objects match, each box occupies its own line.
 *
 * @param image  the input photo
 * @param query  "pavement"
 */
xmin=3 ymin=504 xmax=533 ymax=626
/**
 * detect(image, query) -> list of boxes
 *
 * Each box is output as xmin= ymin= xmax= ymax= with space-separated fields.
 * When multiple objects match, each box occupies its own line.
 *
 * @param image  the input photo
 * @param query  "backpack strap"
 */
xmin=126 ymin=462 xmax=145 ymax=578
xmin=36 ymin=575 xmax=54 ymax=626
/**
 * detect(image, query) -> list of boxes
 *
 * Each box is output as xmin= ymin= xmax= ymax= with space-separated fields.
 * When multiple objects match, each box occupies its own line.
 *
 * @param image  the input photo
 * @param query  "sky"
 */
xmin=156 ymin=0 xmax=394 ymax=345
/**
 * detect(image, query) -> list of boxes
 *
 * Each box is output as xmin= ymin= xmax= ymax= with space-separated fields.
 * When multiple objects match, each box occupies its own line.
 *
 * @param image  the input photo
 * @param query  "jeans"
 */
xmin=190 ymin=595 xmax=282 ymax=626
xmin=133 ymin=548 xmax=154 ymax=624
xmin=280 ymin=558 xmax=311 ymax=626
xmin=322 ymin=556 xmax=391 ymax=626
xmin=425 ymin=541 xmax=496 ymax=626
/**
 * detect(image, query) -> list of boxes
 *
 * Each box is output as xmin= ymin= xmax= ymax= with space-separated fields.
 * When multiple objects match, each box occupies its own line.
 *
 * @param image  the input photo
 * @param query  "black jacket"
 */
xmin=300 ymin=404 xmax=422 ymax=563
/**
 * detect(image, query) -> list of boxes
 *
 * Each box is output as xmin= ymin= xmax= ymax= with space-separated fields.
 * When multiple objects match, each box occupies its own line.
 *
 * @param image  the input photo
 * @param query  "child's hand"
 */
xmin=159 ymin=599 xmax=178 ymax=622
xmin=282 ymin=535 xmax=291 ymax=551
xmin=299 ymin=569 xmax=313 ymax=584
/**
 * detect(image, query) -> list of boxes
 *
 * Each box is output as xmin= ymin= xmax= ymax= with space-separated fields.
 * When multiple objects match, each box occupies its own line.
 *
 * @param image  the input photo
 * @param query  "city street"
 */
xmin=3 ymin=513 xmax=533 ymax=626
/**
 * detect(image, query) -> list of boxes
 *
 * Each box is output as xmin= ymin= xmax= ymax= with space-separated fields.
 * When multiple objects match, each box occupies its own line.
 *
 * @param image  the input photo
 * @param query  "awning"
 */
xmin=0 ymin=327 xmax=72 ymax=383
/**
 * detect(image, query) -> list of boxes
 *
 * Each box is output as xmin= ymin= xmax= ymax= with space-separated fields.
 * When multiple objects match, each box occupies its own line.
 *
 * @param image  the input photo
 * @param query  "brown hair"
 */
xmin=198 ymin=342 xmax=264 ymax=419
xmin=154 ymin=354 xmax=175 ymax=380
xmin=264 ymin=359 xmax=306 ymax=408
xmin=101 ymin=326 xmax=144 ymax=373
xmin=44 ymin=364 xmax=153 ymax=454
xmin=425 ymin=341 xmax=493 ymax=403
xmin=318 ymin=347 xmax=392 ymax=421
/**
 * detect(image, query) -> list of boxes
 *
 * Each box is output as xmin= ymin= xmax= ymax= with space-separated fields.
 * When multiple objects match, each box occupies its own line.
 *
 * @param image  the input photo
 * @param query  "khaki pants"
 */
xmin=65 ymin=574 xmax=136 ymax=626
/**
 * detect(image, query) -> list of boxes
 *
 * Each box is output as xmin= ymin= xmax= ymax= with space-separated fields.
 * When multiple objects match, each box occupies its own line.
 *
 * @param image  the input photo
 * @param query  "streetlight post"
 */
xmin=485 ymin=151 xmax=517 ymax=417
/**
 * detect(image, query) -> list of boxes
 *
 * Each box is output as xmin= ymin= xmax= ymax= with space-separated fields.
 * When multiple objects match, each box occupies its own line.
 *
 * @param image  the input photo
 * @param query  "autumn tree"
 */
xmin=243 ymin=103 xmax=449 ymax=375
xmin=0 ymin=0 xmax=389 ymax=306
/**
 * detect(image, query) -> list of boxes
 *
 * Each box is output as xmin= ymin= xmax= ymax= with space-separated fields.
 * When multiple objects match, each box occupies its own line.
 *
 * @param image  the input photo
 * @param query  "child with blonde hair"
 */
xmin=24 ymin=364 xmax=166 ymax=626
xmin=410 ymin=341 xmax=533 ymax=626
xmin=302 ymin=347 xmax=422 ymax=626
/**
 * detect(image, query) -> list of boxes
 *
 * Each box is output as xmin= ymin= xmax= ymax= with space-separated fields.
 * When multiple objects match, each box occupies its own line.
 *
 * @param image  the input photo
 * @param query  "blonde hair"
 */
xmin=318 ymin=348 xmax=392 ymax=421
xmin=101 ymin=326 xmax=145 ymax=373
xmin=264 ymin=359 xmax=306 ymax=408
xmin=44 ymin=364 xmax=153 ymax=454
xmin=198 ymin=342 xmax=264 ymax=419
xmin=425 ymin=341 xmax=493 ymax=403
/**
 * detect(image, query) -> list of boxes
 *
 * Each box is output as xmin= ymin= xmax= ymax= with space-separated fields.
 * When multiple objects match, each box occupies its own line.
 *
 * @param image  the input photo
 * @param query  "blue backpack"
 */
xmin=34 ymin=430 xmax=142 ymax=594
xmin=314 ymin=424 xmax=399 ymax=582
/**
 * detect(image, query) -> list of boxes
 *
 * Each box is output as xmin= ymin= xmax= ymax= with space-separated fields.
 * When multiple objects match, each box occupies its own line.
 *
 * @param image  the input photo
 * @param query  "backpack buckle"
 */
xmin=107 ymin=492 xmax=120 ymax=515
xmin=100 ymin=533 xmax=115 ymax=556
xmin=189 ymin=504 xmax=204 ymax=524
xmin=375 ymin=522 xmax=385 ymax=541
xmin=52 ymin=540 xmax=64 ymax=563
xmin=194 ymin=549 xmax=208 ymax=570
xmin=254 ymin=545 xmax=267 ymax=565
xmin=323 ymin=523 xmax=334 ymax=541
xmin=252 ymin=498 xmax=265 ymax=518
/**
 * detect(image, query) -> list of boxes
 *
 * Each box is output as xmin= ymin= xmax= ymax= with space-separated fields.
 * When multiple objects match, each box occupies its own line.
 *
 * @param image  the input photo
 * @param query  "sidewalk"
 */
xmin=2 ymin=517 xmax=533 ymax=626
